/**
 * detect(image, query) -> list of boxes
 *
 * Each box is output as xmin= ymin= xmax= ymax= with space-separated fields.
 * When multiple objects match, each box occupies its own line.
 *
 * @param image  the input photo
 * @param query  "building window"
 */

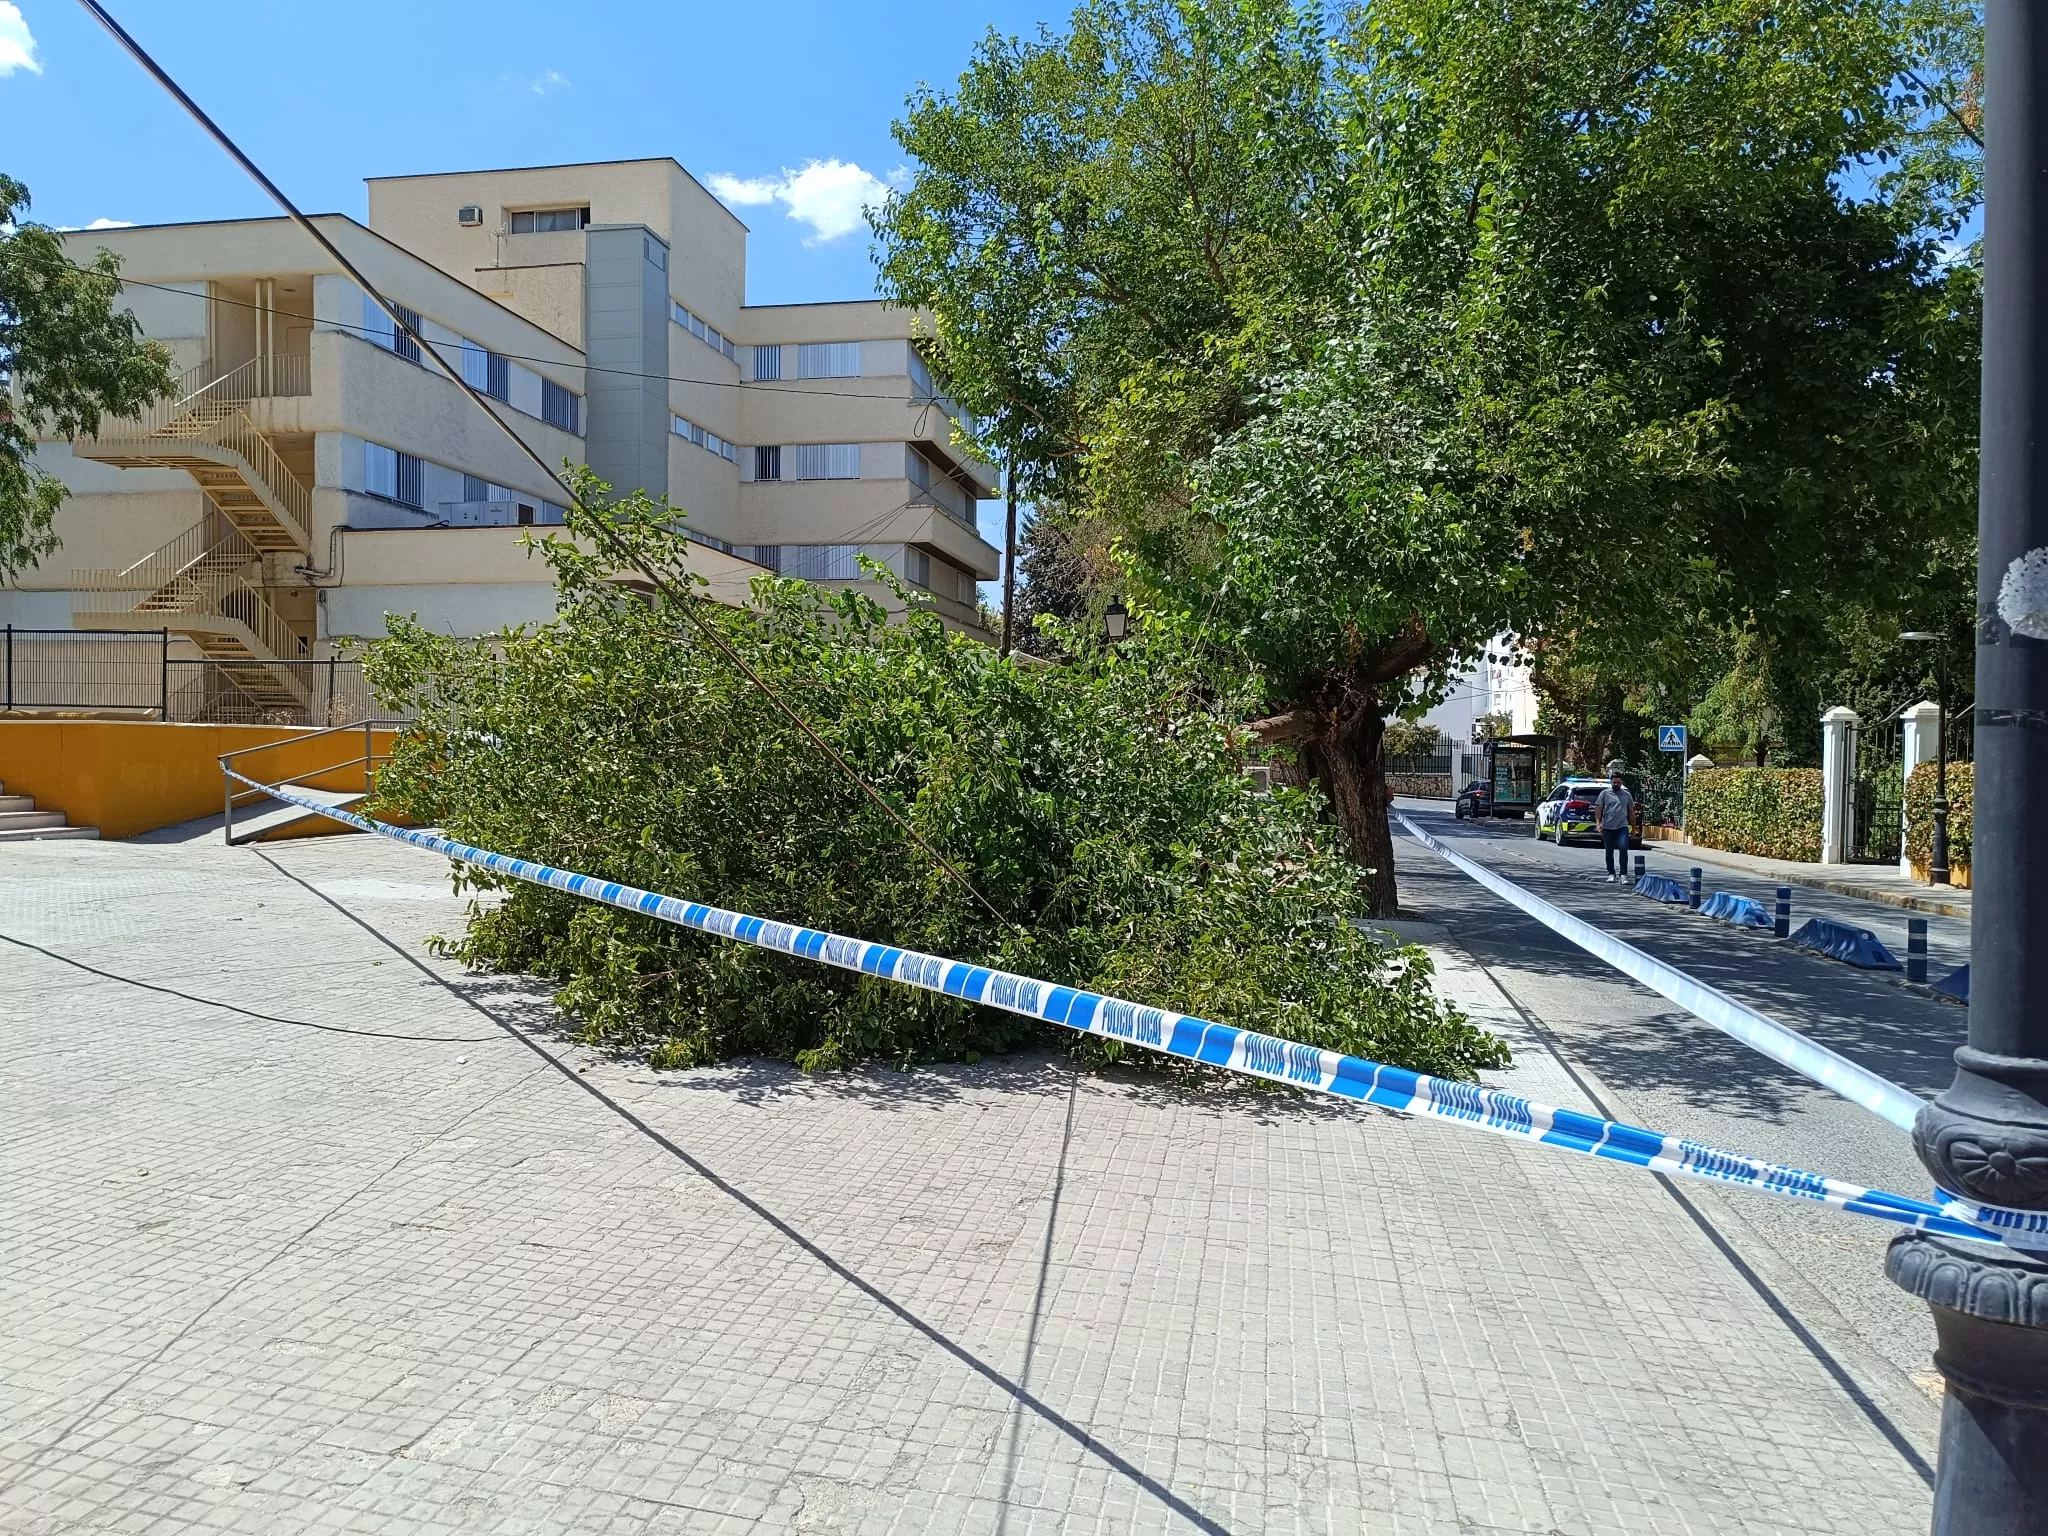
xmin=906 ymin=448 xmax=971 ymax=524
xmin=461 ymin=473 xmax=490 ymax=503
xmin=673 ymin=302 xmax=738 ymax=363
xmin=903 ymin=547 xmax=931 ymax=588
xmin=542 ymin=379 xmax=580 ymax=433
xmin=672 ymin=414 xmax=737 ymax=461
xmin=796 ymin=443 xmax=860 ymax=480
xmin=508 ymin=207 xmax=589 ymax=233
xmin=364 ymin=442 xmax=424 ymax=508
xmin=754 ymin=445 xmax=781 ymax=482
xmin=752 ymin=345 xmax=782 ymax=382
xmin=391 ymin=304 xmax=422 ymax=365
xmin=797 ymin=342 xmax=861 ymax=379
xmin=461 ymin=340 xmax=511 ymax=401
xmin=908 ymin=348 xmax=935 ymax=398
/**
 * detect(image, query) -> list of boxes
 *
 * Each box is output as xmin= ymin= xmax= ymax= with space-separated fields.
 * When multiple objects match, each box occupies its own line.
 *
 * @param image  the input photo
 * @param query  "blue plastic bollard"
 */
xmin=1689 ymin=867 xmax=1703 ymax=910
xmin=1774 ymin=886 xmax=1792 ymax=940
xmin=1907 ymin=917 xmax=1929 ymax=984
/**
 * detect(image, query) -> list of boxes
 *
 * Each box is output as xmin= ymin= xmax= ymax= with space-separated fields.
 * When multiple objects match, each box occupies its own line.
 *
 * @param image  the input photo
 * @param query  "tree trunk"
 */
xmin=1322 ymin=698 xmax=1400 ymax=917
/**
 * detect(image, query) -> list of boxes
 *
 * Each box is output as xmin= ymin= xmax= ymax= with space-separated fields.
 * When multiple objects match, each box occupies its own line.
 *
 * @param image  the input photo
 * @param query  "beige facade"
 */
xmin=12 ymin=157 xmax=998 ymax=724
xmin=364 ymin=159 xmax=997 ymax=625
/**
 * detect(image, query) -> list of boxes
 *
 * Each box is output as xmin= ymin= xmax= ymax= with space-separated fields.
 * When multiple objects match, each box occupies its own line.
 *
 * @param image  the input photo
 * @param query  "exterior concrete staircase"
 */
xmin=73 ymin=355 xmax=313 ymax=554
xmin=74 ymin=521 xmax=312 ymax=712
xmin=0 ymin=785 xmax=98 ymax=842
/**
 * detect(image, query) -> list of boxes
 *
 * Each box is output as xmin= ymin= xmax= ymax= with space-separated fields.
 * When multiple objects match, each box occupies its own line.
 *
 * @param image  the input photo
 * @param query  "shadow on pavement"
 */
xmin=250 ymin=847 xmax=1239 ymax=1536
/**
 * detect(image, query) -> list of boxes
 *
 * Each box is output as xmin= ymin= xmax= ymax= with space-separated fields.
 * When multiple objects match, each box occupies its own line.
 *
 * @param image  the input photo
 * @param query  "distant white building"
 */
xmin=1420 ymin=637 xmax=1539 ymax=784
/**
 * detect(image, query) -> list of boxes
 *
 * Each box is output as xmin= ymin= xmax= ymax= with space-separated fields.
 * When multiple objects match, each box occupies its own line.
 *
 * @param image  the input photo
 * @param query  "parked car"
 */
xmin=1453 ymin=780 xmax=1493 ymax=819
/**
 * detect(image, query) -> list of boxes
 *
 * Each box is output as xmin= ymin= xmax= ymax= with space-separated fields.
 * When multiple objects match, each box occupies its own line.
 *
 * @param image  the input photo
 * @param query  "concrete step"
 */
xmin=0 ymin=825 xmax=98 ymax=842
xmin=0 ymin=795 xmax=33 ymax=813
xmin=0 ymin=810 xmax=67 ymax=831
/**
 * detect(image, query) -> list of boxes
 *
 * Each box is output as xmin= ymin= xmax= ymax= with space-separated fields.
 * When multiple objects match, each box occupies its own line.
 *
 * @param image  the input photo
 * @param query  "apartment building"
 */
xmin=10 ymin=157 xmax=998 ymax=723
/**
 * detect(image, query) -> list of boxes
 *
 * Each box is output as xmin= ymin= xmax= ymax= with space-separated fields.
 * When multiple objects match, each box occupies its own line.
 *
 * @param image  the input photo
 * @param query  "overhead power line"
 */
xmin=74 ymin=0 xmax=1022 ymax=936
xmin=87 ymin=267 xmax=981 ymax=415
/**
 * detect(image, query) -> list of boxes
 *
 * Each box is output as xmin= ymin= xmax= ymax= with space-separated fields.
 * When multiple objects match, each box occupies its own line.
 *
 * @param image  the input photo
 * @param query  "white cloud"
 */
xmin=0 ymin=2 xmax=42 ymax=76
xmin=706 ymin=159 xmax=892 ymax=244
xmin=529 ymin=69 xmax=570 ymax=95
xmin=84 ymin=217 xmax=132 ymax=230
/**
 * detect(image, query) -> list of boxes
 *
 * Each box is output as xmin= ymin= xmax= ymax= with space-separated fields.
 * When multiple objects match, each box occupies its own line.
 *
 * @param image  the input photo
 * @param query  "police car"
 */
xmin=1532 ymin=778 xmax=1613 ymax=846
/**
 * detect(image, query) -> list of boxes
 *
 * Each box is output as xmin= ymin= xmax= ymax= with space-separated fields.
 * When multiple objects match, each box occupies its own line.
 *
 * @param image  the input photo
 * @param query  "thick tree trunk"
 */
xmin=1322 ymin=699 xmax=1400 ymax=917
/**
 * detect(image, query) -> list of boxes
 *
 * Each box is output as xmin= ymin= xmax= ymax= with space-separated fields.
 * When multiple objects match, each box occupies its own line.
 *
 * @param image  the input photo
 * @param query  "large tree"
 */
xmin=876 ymin=0 xmax=1980 ymax=914
xmin=0 ymin=176 xmax=175 ymax=581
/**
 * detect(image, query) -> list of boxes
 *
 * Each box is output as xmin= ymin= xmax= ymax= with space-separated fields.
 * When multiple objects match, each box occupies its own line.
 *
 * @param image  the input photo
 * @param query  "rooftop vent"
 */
xmin=457 ymin=205 xmax=484 ymax=226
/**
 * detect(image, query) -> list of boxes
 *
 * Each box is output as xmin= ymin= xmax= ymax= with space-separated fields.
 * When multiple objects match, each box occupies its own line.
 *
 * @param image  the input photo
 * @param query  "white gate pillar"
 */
xmin=1821 ymin=706 xmax=1860 ymax=864
xmin=1899 ymin=700 xmax=1941 ymax=874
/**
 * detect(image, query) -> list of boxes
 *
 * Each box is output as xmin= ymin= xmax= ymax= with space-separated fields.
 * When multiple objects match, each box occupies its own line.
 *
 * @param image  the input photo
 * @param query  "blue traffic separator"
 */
xmin=1788 ymin=917 xmax=1903 ymax=971
xmin=1932 ymin=963 xmax=1970 ymax=1003
xmin=1698 ymin=891 xmax=1774 ymax=929
xmin=1635 ymin=874 xmax=1692 ymax=904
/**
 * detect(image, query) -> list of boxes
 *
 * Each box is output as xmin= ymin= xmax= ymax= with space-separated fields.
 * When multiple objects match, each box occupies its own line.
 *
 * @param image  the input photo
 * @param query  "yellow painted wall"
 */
xmin=0 ymin=720 xmax=399 ymax=840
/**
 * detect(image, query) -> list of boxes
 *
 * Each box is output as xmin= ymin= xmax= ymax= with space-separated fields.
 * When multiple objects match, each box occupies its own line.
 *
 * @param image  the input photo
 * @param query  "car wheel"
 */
xmin=1533 ymin=817 xmax=1545 ymax=840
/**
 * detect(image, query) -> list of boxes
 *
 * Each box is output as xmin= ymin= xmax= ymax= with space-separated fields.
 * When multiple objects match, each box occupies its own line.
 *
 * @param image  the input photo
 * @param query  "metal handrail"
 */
xmin=219 ymin=718 xmax=409 ymax=845
xmin=86 ymin=356 xmax=314 ymax=548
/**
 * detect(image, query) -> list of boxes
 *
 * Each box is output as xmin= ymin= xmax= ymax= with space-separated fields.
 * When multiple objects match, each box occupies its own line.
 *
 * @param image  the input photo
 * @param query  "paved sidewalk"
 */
xmin=0 ymin=831 xmax=1938 ymax=1533
xmin=1640 ymin=837 xmax=1969 ymax=920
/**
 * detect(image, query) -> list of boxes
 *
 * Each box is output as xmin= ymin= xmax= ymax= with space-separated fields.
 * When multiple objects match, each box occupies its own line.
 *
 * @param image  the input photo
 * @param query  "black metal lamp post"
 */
xmin=1901 ymin=630 xmax=1952 ymax=885
xmin=1884 ymin=6 xmax=2048 ymax=1530
xmin=1103 ymin=597 xmax=1128 ymax=644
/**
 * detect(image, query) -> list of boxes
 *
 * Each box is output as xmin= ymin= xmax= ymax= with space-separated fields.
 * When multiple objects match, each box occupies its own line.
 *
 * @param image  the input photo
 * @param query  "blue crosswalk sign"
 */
xmin=1658 ymin=724 xmax=1688 ymax=753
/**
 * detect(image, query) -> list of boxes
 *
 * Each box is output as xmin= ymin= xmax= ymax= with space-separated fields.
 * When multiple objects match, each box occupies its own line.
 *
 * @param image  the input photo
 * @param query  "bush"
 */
xmin=363 ymin=480 xmax=1508 ymax=1083
xmin=1904 ymin=760 xmax=1972 ymax=869
xmin=1684 ymin=767 xmax=1824 ymax=861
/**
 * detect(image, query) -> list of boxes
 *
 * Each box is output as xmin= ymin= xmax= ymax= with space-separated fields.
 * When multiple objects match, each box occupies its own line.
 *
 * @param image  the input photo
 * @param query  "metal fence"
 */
xmin=0 ymin=627 xmax=381 ymax=726
xmin=1854 ymin=715 xmax=1904 ymax=864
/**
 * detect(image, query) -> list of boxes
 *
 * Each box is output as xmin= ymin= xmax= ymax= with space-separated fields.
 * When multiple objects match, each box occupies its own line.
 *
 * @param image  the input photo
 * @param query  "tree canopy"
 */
xmin=0 ymin=175 xmax=176 ymax=581
xmin=874 ymin=0 xmax=1982 ymax=912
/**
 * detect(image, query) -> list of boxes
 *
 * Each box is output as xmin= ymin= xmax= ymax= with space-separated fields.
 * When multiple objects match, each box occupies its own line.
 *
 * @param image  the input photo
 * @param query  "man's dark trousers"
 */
xmin=1602 ymin=827 xmax=1630 ymax=877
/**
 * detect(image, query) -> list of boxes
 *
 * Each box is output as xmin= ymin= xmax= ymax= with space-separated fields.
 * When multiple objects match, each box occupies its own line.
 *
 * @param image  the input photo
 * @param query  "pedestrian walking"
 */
xmin=1596 ymin=771 xmax=1635 ymax=882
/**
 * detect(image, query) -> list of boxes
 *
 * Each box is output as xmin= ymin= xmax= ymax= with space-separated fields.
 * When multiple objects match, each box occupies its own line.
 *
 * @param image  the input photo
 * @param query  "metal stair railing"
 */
xmin=73 ymin=521 xmax=255 ymax=616
xmin=219 ymin=719 xmax=404 ymax=845
xmin=85 ymin=355 xmax=314 ymax=549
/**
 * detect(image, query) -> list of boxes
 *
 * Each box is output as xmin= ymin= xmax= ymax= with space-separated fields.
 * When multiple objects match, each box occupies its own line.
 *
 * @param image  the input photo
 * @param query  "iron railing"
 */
xmin=84 ymin=354 xmax=314 ymax=548
xmin=0 ymin=629 xmax=383 ymax=725
xmin=0 ymin=626 xmax=169 ymax=715
xmin=219 ymin=718 xmax=404 ymax=846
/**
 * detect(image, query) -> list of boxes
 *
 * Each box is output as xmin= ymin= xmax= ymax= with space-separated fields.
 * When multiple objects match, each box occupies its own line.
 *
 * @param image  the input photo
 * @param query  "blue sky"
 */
xmin=0 ymin=0 xmax=1063 ymax=594
xmin=0 ymin=0 xmax=1063 ymax=302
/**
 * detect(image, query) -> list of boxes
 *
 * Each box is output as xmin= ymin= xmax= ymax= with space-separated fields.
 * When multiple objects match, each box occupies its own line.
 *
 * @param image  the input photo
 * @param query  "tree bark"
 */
xmin=1322 ymin=696 xmax=1399 ymax=916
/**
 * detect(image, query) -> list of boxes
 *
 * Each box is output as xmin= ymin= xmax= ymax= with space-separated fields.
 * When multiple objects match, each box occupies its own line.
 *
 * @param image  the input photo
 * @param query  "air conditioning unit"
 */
xmin=457 ymin=205 xmax=484 ymax=226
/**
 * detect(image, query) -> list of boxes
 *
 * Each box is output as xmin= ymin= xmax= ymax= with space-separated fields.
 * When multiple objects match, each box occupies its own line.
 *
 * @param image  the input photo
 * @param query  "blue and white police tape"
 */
xmin=231 ymin=772 xmax=2012 ymax=1246
xmin=1938 ymin=1187 xmax=2048 ymax=1252
xmin=1394 ymin=813 xmax=1927 ymax=1134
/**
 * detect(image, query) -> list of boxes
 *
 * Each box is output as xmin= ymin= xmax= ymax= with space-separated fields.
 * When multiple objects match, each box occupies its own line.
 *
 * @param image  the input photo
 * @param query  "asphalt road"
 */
xmin=1390 ymin=798 xmax=1967 ymax=1390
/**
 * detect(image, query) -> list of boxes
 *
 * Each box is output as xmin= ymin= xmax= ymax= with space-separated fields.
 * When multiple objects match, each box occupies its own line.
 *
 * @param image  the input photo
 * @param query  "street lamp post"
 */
xmin=1901 ymin=631 xmax=1952 ymax=885
xmin=1885 ymin=6 xmax=2048 ymax=1530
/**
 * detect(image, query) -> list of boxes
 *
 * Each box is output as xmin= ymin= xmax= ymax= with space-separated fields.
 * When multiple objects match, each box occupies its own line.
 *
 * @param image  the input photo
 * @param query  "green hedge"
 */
xmin=1904 ymin=760 xmax=1972 ymax=869
xmin=1685 ymin=767 xmax=1824 ymax=862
